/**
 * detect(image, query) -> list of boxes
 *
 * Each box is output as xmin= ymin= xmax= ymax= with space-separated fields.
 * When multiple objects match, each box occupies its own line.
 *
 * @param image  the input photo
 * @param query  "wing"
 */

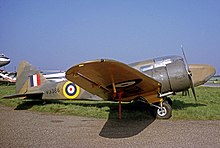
xmin=66 ymin=59 xmax=161 ymax=102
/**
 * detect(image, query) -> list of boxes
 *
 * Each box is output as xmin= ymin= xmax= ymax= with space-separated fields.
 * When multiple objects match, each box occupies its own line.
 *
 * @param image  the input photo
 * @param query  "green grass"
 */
xmin=0 ymin=85 xmax=220 ymax=120
xmin=171 ymin=87 xmax=220 ymax=120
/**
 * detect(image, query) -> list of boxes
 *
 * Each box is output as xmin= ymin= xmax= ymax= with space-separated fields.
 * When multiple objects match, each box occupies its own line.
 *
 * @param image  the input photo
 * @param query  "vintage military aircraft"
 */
xmin=4 ymin=54 xmax=215 ymax=119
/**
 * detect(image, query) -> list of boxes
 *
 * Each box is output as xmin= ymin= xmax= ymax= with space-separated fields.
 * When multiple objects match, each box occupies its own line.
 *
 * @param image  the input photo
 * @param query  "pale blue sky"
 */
xmin=0 ymin=0 xmax=219 ymax=74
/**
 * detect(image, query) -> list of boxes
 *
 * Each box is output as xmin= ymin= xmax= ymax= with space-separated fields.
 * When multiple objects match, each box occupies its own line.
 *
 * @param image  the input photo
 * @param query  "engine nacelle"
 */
xmin=138 ymin=56 xmax=191 ymax=94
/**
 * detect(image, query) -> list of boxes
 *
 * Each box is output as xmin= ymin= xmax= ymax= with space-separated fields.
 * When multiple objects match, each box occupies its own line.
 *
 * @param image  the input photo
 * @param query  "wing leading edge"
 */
xmin=66 ymin=59 xmax=161 ymax=103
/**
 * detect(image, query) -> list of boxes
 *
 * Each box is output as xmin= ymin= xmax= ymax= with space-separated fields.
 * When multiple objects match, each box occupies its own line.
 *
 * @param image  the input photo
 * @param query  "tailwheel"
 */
xmin=156 ymin=101 xmax=172 ymax=119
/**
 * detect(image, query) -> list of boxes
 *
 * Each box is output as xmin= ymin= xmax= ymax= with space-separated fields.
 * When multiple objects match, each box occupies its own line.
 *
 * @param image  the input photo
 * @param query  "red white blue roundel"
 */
xmin=63 ymin=81 xmax=80 ymax=99
xmin=66 ymin=83 xmax=76 ymax=95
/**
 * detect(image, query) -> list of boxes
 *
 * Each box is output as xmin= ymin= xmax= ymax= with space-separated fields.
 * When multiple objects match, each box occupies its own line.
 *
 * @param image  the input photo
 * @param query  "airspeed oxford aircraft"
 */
xmin=4 ymin=53 xmax=215 ymax=119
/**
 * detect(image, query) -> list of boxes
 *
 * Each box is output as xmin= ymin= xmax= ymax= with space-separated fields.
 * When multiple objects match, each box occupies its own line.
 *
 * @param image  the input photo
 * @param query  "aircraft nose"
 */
xmin=189 ymin=64 xmax=216 ymax=87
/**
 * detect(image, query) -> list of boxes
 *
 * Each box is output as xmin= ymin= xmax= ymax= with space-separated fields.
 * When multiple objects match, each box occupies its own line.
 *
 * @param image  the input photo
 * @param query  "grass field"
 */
xmin=0 ymin=85 xmax=220 ymax=120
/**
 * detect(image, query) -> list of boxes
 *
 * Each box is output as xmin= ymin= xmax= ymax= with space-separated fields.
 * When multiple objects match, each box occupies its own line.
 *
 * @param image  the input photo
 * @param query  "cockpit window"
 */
xmin=153 ymin=56 xmax=179 ymax=68
xmin=140 ymin=65 xmax=153 ymax=72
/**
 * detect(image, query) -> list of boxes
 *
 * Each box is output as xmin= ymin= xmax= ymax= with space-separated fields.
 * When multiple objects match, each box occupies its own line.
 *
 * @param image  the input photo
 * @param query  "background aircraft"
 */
xmin=66 ymin=55 xmax=215 ymax=119
xmin=42 ymin=71 xmax=66 ymax=82
xmin=0 ymin=70 xmax=16 ymax=84
xmin=0 ymin=54 xmax=15 ymax=84
xmin=0 ymin=54 xmax=10 ymax=67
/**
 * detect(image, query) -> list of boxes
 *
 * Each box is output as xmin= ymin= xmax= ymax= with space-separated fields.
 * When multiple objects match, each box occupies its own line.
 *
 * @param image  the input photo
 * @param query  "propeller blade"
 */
xmin=181 ymin=45 xmax=197 ymax=101
xmin=181 ymin=45 xmax=190 ymax=73
xmin=188 ymin=73 xmax=197 ymax=101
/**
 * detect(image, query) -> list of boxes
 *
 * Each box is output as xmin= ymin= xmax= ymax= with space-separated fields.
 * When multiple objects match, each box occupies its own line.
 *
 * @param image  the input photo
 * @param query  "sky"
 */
xmin=0 ymin=0 xmax=220 ymax=74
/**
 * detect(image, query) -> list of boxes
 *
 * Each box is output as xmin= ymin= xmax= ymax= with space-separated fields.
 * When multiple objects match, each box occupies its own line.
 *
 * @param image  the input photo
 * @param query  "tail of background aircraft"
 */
xmin=15 ymin=61 xmax=49 ymax=94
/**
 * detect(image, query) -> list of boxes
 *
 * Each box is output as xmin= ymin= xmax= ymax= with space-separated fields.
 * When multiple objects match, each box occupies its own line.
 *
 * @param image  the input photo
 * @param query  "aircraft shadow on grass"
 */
xmin=14 ymin=99 xmax=206 ymax=138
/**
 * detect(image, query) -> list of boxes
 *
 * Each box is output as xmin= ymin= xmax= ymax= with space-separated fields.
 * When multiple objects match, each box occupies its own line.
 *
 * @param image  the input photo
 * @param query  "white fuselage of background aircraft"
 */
xmin=0 ymin=54 xmax=10 ymax=67
xmin=43 ymin=71 xmax=66 ymax=82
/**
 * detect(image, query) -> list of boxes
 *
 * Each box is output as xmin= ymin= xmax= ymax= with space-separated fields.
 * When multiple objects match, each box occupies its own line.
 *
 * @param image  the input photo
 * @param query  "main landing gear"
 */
xmin=151 ymin=97 xmax=172 ymax=119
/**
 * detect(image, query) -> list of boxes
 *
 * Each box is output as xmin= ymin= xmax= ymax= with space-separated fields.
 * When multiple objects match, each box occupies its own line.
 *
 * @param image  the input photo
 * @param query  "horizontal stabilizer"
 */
xmin=3 ymin=91 xmax=44 ymax=99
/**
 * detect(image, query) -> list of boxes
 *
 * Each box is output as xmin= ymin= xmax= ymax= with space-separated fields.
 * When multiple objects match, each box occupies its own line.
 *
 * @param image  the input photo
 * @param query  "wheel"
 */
xmin=156 ymin=102 xmax=172 ymax=119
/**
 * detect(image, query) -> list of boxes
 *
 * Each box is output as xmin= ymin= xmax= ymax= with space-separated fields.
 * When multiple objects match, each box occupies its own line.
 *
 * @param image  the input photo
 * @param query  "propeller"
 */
xmin=181 ymin=45 xmax=197 ymax=101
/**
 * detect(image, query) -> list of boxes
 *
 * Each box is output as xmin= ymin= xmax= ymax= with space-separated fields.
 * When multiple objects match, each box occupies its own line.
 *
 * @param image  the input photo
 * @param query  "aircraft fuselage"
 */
xmin=0 ymin=54 xmax=10 ymax=67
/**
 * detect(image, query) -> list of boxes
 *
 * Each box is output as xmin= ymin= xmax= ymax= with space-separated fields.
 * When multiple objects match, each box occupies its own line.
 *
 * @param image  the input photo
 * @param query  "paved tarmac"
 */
xmin=0 ymin=105 xmax=220 ymax=148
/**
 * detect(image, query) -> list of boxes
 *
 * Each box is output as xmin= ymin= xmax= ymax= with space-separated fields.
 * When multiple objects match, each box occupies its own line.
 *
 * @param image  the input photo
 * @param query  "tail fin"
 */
xmin=16 ymin=61 xmax=49 ymax=94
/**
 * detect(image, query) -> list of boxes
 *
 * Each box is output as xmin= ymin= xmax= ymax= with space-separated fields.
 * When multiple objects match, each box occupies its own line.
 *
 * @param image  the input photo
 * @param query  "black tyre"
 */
xmin=156 ymin=102 xmax=172 ymax=119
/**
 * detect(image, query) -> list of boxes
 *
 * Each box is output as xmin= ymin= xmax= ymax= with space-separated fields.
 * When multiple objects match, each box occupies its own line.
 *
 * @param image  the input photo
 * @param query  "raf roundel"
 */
xmin=63 ymin=81 xmax=80 ymax=99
